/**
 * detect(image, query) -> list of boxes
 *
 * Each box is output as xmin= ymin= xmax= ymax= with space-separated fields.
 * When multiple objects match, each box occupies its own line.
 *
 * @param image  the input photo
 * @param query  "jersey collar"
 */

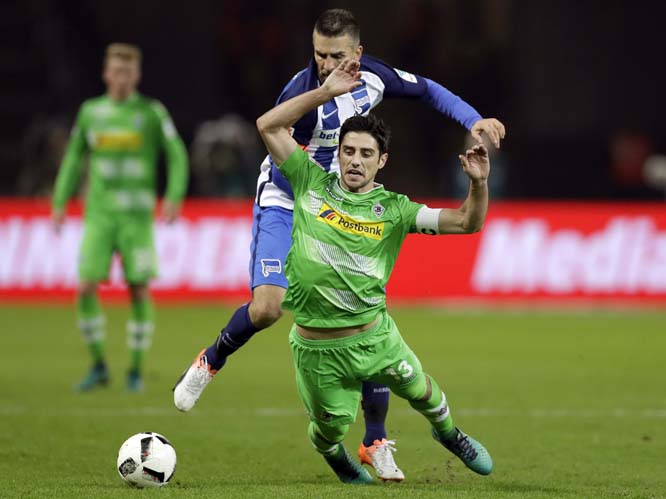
xmin=334 ymin=178 xmax=384 ymax=200
xmin=106 ymin=92 xmax=139 ymax=105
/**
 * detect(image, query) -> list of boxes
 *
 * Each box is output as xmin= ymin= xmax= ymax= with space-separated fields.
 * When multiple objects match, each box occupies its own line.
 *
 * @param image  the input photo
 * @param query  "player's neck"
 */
xmin=107 ymin=90 xmax=136 ymax=103
xmin=338 ymin=179 xmax=382 ymax=195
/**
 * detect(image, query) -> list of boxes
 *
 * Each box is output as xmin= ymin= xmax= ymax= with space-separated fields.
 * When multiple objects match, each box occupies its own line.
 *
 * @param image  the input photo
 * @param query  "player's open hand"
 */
xmin=321 ymin=59 xmax=362 ymax=98
xmin=459 ymin=144 xmax=490 ymax=183
xmin=471 ymin=118 xmax=506 ymax=148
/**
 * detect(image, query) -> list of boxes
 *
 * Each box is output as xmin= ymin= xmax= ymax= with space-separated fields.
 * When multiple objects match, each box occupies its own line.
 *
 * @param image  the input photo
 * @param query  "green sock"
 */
xmin=308 ymin=422 xmax=342 ymax=454
xmin=409 ymin=375 xmax=456 ymax=439
xmin=128 ymin=296 xmax=154 ymax=373
xmin=78 ymin=293 xmax=105 ymax=364
xmin=319 ymin=441 xmax=370 ymax=483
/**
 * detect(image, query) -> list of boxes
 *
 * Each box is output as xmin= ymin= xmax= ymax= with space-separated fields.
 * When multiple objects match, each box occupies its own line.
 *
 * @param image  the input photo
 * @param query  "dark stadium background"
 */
xmin=1 ymin=0 xmax=665 ymax=200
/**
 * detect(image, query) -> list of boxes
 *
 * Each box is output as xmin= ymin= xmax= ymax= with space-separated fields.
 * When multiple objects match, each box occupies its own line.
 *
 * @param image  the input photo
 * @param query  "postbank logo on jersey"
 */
xmin=317 ymin=202 xmax=384 ymax=240
xmin=91 ymin=131 xmax=143 ymax=151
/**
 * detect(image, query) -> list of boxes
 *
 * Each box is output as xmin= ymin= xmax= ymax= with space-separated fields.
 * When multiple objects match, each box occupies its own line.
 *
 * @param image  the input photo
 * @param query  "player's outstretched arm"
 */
xmin=256 ymin=59 xmax=362 ymax=165
xmin=415 ymin=76 xmax=506 ymax=147
xmin=437 ymin=144 xmax=490 ymax=234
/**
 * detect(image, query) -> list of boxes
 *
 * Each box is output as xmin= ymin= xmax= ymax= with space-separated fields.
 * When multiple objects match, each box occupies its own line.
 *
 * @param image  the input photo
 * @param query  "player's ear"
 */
xmin=377 ymin=152 xmax=388 ymax=170
xmin=355 ymin=44 xmax=363 ymax=60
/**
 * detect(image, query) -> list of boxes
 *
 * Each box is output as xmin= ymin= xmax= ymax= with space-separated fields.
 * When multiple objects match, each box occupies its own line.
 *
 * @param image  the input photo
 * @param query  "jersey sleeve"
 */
xmin=421 ymin=78 xmax=482 ymax=130
xmin=360 ymin=55 xmax=428 ymax=99
xmin=360 ymin=55 xmax=482 ymax=130
xmin=396 ymin=193 xmax=426 ymax=235
xmin=277 ymin=147 xmax=328 ymax=198
xmin=52 ymin=104 xmax=88 ymax=211
xmin=265 ymin=66 xmax=320 ymax=199
xmin=151 ymin=100 xmax=189 ymax=203
xmin=275 ymin=66 xmax=318 ymax=146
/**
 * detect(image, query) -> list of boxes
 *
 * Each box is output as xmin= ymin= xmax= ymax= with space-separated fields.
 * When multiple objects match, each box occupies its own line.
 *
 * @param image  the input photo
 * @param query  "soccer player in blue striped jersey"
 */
xmin=174 ymin=9 xmax=505 ymax=481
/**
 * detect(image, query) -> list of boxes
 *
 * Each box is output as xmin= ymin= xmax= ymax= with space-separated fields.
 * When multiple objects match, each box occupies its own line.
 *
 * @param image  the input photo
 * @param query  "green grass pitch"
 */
xmin=0 ymin=304 xmax=664 ymax=498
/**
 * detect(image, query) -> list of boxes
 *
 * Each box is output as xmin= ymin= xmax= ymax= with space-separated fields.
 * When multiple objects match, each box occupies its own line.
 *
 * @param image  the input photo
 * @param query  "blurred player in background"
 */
xmin=255 ymin=58 xmax=493 ymax=483
xmin=52 ymin=43 xmax=188 ymax=392
xmin=174 ymin=8 xmax=504 ymax=480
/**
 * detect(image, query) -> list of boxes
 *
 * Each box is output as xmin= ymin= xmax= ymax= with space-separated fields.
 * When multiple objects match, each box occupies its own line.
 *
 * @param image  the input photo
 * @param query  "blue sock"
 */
xmin=204 ymin=303 xmax=260 ymax=370
xmin=361 ymin=382 xmax=389 ymax=446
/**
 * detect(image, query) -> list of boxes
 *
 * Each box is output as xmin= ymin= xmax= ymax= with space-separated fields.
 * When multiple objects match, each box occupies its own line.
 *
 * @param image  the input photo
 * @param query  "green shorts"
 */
xmin=289 ymin=311 xmax=424 ymax=427
xmin=78 ymin=213 xmax=157 ymax=284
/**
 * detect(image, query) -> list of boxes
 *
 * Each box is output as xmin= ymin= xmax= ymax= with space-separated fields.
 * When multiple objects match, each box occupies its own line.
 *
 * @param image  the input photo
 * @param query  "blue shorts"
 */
xmin=249 ymin=204 xmax=293 ymax=290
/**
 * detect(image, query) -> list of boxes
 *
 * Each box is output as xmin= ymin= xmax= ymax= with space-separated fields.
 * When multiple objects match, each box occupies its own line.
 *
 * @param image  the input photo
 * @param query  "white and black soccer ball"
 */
xmin=117 ymin=432 xmax=177 ymax=488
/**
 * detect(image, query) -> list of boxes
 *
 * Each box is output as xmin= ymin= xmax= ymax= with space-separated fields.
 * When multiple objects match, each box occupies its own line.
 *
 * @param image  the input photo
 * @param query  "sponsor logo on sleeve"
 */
xmin=162 ymin=119 xmax=176 ymax=138
xmin=394 ymin=68 xmax=417 ymax=84
xmin=133 ymin=113 xmax=145 ymax=129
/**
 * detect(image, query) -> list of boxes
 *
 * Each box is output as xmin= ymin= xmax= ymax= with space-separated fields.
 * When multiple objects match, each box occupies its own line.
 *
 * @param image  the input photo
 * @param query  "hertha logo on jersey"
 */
xmin=260 ymin=259 xmax=282 ymax=277
xmin=317 ymin=203 xmax=384 ymax=240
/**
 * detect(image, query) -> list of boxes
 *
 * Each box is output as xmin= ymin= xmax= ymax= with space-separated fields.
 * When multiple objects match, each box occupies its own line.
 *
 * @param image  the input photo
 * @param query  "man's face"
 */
xmin=312 ymin=31 xmax=363 ymax=84
xmin=103 ymin=56 xmax=140 ymax=100
xmin=338 ymin=131 xmax=387 ymax=193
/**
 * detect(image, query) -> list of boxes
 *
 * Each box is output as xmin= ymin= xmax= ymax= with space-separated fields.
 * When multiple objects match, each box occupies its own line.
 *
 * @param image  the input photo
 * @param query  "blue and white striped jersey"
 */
xmin=256 ymin=54 xmax=483 ymax=210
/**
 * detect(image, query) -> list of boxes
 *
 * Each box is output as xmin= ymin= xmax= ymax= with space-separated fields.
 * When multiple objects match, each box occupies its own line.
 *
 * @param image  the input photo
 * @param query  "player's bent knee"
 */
xmin=395 ymin=372 xmax=430 ymax=402
xmin=128 ymin=283 xmax=150 ymax=302
xmin=78 ymin=281 xmax=98 ymax=297
xmin=248 ymin=298 xmax=283 ymax=328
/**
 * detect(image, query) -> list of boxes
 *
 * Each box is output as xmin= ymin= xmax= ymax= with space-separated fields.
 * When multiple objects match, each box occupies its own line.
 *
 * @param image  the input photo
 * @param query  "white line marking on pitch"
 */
xmin=2 ymin=406 xmax=666 ymax=418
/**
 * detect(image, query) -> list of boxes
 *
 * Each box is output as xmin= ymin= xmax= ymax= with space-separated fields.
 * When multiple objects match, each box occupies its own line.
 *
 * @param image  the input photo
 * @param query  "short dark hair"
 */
xmin=314 ymin=9 xmax=360 ymax=43
xmin=339 ymin=114 xmax=391 ymax=155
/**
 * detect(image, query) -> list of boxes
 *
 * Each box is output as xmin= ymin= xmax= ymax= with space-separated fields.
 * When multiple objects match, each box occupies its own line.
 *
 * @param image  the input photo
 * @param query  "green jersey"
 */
xmin=53 ymin=93 xmax=188 ymax=216
xmin=279 ymin=148 xmax=424 ymax=328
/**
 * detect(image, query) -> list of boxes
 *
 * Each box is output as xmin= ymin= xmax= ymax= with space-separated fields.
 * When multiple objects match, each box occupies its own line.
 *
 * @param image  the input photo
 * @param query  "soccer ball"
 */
xmin=117 ymin=432 xmax=177 ymax=488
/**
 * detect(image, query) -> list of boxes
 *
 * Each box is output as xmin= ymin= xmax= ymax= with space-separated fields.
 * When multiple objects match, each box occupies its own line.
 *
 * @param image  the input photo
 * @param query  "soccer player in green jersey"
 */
xmin=255 ymin=58 xmax=496 ymax=483
xmin=52 ymin=43 xmax=188 ymax=392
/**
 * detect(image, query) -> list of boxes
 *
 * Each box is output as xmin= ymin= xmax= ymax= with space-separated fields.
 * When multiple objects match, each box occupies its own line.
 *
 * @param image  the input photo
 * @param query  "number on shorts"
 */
xmin=384 ymin=360 xmax=414 ymax=382
xmin=398 ymin=360 xmax=414 ymax=379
